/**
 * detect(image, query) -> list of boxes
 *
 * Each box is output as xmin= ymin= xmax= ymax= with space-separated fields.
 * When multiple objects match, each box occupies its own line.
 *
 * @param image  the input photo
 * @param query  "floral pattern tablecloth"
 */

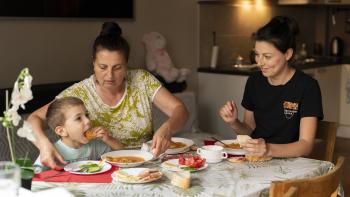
xmin=32 ymin=132 xmax=335 ymax=197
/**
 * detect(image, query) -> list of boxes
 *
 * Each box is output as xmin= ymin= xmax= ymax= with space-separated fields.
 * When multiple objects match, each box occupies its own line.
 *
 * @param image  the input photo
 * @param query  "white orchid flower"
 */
xmin=11 ymin=74 xmax=33 ymax=110
xmin=0 ymin=68 xmax=35 ymax=163
xmin=17 ymin=121 xmax=36 ymax=142
xmin=7 ymin=106 xmax=21 ymax=126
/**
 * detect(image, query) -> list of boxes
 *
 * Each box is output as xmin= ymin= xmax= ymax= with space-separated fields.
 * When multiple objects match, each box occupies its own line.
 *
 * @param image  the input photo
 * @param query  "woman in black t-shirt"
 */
xmin=219 ymin=16 xmax=323 ymax=158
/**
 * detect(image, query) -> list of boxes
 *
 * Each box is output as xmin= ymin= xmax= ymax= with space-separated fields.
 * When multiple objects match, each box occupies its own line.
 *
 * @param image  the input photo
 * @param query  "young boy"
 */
xmin=35 ymin=97 xmax=123 ymax=166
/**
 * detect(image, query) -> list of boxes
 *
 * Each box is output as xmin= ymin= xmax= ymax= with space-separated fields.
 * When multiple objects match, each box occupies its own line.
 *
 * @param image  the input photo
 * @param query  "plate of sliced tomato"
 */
xmin=161 ymin=155 xmax=207 ymax=172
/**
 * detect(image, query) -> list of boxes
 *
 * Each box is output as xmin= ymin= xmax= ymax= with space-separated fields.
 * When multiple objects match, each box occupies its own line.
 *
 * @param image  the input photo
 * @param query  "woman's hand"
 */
xmin=219 ymin=100 xmax=238 ymax=127
xmin=40 ymin=141 xmax=66 ymax=170
xmin=241 ymin=138 xmax=268 ymax=156
xmin=151 ymin=123 xmax=172 ymax=157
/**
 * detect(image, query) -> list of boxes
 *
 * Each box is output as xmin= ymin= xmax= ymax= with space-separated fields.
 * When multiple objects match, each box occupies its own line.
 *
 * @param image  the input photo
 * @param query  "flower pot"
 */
xmin=21 ymin=177 xmax=32 ymax=190
xmin=16 ymin=158 xmax=34 ymax=190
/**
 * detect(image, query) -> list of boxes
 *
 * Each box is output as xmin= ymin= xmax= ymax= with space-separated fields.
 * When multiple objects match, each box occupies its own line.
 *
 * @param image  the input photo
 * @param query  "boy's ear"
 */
xmin=55 ymin=126 xmax=68 ymax=137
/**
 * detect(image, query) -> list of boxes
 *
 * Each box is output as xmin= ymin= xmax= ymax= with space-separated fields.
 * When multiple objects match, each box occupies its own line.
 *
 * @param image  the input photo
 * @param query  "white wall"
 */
xmin=0 ymin=0 xmax=199 ymax=91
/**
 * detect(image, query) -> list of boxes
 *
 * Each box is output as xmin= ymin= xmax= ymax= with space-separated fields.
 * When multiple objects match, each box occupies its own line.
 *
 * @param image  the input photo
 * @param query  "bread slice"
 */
xmin=171 ymin=171 xmax=191 ymax=189
xmin=84 ymin=129 xmax=96 ymax=140
xmin=236 ymin=135 xmax=252 ymax=145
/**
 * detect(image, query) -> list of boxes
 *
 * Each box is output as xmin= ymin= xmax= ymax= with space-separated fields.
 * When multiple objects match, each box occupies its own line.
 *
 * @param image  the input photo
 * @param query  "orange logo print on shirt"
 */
xmin=283 ymin=101 xmax=299 ymax=119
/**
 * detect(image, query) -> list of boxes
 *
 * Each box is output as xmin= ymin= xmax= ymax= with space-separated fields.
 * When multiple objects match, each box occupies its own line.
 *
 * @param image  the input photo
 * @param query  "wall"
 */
xmin=199 ymin=2 xmax=328 ymax=67
xmin=0 ymin=0 xmax=199 ymax=91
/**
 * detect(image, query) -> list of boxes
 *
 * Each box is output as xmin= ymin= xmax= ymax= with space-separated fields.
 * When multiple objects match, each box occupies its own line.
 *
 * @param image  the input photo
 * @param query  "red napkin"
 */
xmin=203 ymin=139 xmax=244 ymax=158
xmin=33 ymin=165 xmax=118 ymax=183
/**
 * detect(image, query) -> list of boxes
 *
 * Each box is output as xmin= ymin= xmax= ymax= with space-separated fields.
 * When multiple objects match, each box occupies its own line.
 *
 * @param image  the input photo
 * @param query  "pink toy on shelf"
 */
xmin=142 ymin=32 xmax=190 ymax=83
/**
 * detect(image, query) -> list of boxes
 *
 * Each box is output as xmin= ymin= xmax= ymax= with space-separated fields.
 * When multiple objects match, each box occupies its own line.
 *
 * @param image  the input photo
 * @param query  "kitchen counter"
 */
xmin=198 ymin=56 xmax=350 ymax=75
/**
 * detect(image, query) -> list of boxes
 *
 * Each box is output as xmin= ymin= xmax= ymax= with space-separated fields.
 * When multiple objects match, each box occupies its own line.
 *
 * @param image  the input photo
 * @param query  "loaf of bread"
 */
xmin=84 ymin=129 xmax=96 ymax=140
xmin=171 ymin=171 xmax=191 ymax=189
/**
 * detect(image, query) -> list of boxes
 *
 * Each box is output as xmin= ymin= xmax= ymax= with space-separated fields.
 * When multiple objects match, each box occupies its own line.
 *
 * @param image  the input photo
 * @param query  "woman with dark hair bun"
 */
xmin=28 ymin=21 xmax=189 ymax=169
xmin=220 ymin=16 xmax=323 ymax=158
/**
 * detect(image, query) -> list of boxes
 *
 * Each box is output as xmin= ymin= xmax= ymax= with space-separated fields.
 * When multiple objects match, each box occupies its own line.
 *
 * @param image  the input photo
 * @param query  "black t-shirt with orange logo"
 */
xmin=242 ymin=69 xmax=323 ymax=144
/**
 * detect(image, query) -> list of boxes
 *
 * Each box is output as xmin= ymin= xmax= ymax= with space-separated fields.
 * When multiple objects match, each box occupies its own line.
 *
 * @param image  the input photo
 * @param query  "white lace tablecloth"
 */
xmin=31 ymin=132 xmax=335 ymax=197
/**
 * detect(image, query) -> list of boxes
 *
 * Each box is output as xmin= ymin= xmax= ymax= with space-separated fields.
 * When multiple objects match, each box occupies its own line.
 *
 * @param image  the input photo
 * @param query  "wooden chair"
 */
xmin=283 ymin=187 xmax=298 ymax=197
xmin=309 ymin=121 xmax=338 ymax=162
xmin=269 ymin=156 xmax=344 ymax=197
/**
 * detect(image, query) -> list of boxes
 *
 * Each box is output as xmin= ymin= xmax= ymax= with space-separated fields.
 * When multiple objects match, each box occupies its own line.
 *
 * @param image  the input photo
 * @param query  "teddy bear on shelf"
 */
xmin=142 ymin=32 xmax=190 ymax=83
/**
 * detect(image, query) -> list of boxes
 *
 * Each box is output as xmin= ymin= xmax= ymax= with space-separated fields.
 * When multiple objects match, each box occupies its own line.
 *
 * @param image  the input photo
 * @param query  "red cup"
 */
xmin=203 ymin=139 xmax=216 ymax=145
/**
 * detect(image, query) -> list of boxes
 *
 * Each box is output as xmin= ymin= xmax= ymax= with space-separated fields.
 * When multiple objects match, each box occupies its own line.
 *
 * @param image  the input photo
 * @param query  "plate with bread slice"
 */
xmin=228 ymin=155 xmax=273 ymax=163
xmin=112 ymin=168 xmax=163 ymax=184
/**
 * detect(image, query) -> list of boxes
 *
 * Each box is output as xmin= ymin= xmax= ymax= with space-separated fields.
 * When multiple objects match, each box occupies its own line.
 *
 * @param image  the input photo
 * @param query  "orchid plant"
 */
xmin=0 ymin=68 xmax=35 ymax=163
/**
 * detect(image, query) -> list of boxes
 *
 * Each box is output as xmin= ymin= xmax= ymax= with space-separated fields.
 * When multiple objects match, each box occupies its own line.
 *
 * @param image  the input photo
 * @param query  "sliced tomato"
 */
xmin=178 ymin=157 xmax=185 ymax=165
xmin=178 ymin=155 xmax=205 ymax=169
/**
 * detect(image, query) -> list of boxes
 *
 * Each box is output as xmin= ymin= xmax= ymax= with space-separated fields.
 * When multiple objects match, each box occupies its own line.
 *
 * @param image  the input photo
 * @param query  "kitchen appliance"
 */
xmin=279 ymin=0 xmax=350 ymax=5
xmin=330 ymin=36 xmax=344 ymax=56
xmin=210 ymin=31 xmax=219 ymax=69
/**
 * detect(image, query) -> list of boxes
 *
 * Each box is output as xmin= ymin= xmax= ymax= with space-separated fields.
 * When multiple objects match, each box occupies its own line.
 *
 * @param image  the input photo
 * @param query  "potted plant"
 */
xmin=0 ymin=68 xmax=36 ymax=190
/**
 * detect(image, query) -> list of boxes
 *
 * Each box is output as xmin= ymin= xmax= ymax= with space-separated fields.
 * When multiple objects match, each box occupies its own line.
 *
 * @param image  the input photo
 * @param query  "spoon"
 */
xmin=211 ymin=137 xmax=228 ymax=146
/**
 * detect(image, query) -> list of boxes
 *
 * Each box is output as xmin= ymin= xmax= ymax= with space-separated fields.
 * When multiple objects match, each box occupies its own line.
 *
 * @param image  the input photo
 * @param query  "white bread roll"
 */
xmin=171 ymin=171 xmax=191 ymax=189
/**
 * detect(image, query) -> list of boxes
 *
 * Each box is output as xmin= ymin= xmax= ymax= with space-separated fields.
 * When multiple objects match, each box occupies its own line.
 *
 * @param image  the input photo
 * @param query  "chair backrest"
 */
xmin=316 ymin=121 xmax=338 ymax=162
xmin=283 ymin=187 xmax=298 ymax=197
xmin=269 ymin=156 xmax=344 ymax=197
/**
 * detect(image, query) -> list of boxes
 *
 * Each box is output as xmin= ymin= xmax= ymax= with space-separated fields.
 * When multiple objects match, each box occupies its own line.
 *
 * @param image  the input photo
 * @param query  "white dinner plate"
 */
xmin=111 ymin=168 xmax=163 ymax=184
xmin=101 ymin=150 xmax=154 ymax=168
xmin=215 ymin=139 xmax=248 ymax=155
xmin=161 ymin=159 xmax=208 ymax=172
xmin=64 ymin=160 xmax=111 ymax=175
xmin=147 ymin=137 xmax=194 ymax=155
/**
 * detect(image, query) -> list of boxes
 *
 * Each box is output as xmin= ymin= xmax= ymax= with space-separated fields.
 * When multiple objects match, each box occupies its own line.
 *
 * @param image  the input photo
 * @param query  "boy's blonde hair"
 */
xmin=46 ymin=97 xmax=85 ymax=130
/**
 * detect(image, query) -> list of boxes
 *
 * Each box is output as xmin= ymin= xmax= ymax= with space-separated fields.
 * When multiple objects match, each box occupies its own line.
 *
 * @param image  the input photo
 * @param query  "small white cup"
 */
xmin=197 ymin=145 xmax=228 ymax=163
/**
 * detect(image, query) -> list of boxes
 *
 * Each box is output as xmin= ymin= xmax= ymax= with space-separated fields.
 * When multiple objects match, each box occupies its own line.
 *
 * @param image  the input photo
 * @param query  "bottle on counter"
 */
xmin=299 ymin=43 xmax=308 ymax=60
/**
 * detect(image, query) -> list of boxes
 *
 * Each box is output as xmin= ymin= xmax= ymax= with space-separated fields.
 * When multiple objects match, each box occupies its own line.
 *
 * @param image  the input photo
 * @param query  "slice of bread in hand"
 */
xmin=236 ymin=135 xmax=252 ymax=145
xmin=171 ymin=171 xmax=191 ymax=189
xmin=84 ymin=129 xmax=96 ymax=140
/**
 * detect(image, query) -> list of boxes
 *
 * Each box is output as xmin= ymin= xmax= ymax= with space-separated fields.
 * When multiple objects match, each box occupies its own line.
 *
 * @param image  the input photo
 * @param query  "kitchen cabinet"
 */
xmin=302 ymin=64 xmax=350 ymax=138
xmin=197 ymin=72 xmax=248 ymax=138
xmin=339 ymin=65 xmax=350 ymax=125
xmin=303 ymin=65 xmax=341 ymax=123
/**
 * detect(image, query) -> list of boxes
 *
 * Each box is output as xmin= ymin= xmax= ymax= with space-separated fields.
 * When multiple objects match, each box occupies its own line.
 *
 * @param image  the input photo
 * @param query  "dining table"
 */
xmin=31 ymin=131 xmax=336 ymax=197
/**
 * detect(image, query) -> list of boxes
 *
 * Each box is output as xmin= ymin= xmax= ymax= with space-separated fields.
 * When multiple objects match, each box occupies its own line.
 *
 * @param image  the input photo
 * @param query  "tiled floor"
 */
xmin=334 ymin=137 xmax=349 ymax=196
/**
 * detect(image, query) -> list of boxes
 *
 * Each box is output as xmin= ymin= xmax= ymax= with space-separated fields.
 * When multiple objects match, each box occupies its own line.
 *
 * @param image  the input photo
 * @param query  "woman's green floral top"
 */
xmin=58 ymin=69 xmax=161 ymax=148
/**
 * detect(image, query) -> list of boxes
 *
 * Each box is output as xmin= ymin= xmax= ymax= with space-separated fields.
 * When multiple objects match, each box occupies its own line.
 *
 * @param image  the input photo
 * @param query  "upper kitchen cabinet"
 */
xmin=198 ymin=0 xmax=328 ymax=69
